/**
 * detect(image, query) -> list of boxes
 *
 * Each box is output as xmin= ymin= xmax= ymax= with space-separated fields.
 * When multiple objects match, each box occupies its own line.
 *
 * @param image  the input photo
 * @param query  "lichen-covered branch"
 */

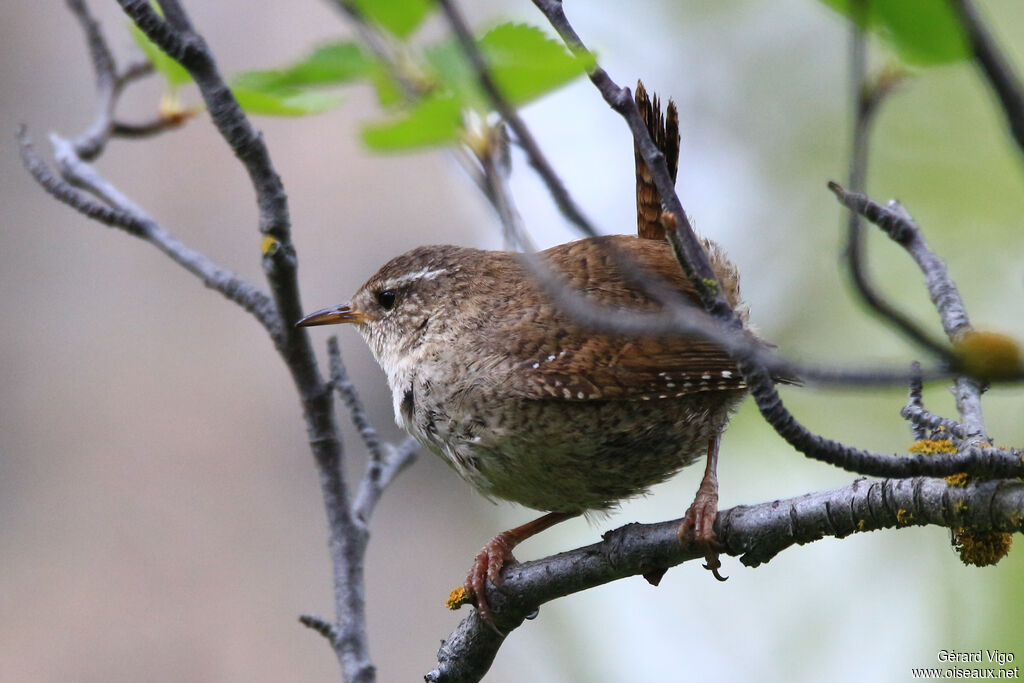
xmin=427 ymin=477 xmax=1024 ymax=681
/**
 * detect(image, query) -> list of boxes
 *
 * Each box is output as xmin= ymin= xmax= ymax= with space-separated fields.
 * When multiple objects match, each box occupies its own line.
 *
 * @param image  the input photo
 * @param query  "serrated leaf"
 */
xmin=351 ymin=0 xmax=432 ymax=38
xmin=232 ymin=87 xmax=343 ymax=117
xmin=128 ymin=22 xmax=191 ymax=87
xmin=479 ymin=23 xmax=595 ymax=104
xmin=361 ymin=94 xmax=463 ymax=150
xmin=425 ymin=23 xmax=593 ymax=111
xmin=819 ymin=0 xmax=968 ymax=65
xmin=233 ymin=42 xmax=374 ymax=92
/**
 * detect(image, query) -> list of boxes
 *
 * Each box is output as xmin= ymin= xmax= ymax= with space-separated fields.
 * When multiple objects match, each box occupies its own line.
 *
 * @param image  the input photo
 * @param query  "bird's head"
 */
xmin=297 ymin=245 xmax=479 ymax=366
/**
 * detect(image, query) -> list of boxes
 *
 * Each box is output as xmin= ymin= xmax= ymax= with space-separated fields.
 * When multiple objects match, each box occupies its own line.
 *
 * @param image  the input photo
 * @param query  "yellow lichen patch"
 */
xmin=857 ymin=519 xmax=867 ymax=532
xmin=945 ymin=472 xmax=970 ymax=487
xmin=954 ymin=330 xmax=1024 ymax=380
xmin=953 ymin=500 xmax=969 ymax=515
xmin=952 ymin=528 xmax=1013 ymax=567
xmin=700 ymin=278 xmax=719 ymax=294
xmin=260 ymin=235 xmax=279 ymax=256
xmin=446 ymin=586 xmax=469 ymax=610
xmin=896 ymin=509 xmax=915 ymax=526
xmin=908 ymin=439 xmax=956 ymax=455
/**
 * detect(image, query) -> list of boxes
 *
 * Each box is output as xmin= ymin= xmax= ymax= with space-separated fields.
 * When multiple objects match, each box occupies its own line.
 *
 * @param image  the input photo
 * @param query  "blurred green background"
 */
xmin=2 ymin=1 xmax=1022 ymax=681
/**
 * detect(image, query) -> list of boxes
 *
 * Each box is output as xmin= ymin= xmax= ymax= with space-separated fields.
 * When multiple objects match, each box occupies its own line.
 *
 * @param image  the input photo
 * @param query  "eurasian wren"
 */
xmin=298 ymin=232 xmax=752 ymax=622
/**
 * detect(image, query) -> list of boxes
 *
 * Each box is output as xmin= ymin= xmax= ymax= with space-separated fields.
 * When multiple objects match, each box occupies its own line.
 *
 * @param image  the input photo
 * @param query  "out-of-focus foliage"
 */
xmin=818 ymin=0 xmax=969 ymax=64
xmin=132 ymin=2 xmax=592 ymax=147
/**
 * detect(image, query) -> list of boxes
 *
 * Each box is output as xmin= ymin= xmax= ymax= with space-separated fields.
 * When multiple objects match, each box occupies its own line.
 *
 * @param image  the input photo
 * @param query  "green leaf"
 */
xmin=819 ymin=0 xmax=968 ymax=65
xmin=368 ymin=65 xmax=405 ymax=108
xmin=351 ymin=0 xmax=432 ymax=38
xmin=361 ymin=94 xmax=463 ymax=150
xmin=425 ymin=23 xmax=594 ymax=110
xmin=128 ymin=22 xmax=191 ymax=88
xmin=479 ymin=23 xmax=595 ymax=104
xmin=231 ymin=87 xmax=343 ymax=117
xmin=232 ymin=42 xmax=374 ymax=91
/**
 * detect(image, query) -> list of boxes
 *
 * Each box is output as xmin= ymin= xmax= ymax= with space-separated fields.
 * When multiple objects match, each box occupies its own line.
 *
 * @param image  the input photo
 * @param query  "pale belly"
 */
xmin=403 ymin=385 xmax=745 ymax=512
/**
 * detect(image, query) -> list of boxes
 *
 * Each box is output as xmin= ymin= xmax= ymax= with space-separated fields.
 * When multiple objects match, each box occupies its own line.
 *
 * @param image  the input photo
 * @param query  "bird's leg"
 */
xmin=467 ymin=511 xmax=578 ymax=625
xmin=679 ymin=433 xmax=727 ymax=581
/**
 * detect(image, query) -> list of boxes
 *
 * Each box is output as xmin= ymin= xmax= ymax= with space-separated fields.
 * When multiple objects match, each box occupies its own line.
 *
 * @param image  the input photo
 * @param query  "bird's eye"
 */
xmin=376 ymin=290 xmax=397 ymax=311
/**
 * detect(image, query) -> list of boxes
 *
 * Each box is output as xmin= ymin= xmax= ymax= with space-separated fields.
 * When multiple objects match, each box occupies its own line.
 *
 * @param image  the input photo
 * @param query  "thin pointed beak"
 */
xmin=295 ymin=303 xmax=366 ymax=327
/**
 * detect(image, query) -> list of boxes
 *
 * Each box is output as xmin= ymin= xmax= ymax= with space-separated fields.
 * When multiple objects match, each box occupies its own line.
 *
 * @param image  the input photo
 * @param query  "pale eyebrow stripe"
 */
xmin=381 ymin=267 xmax=450 ymax=288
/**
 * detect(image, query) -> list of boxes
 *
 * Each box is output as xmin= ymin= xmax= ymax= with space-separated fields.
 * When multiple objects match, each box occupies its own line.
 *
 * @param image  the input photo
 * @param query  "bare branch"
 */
xmin=828 ymin=183 xmax=992 ymax=443
xmin=65 ymin=0 xmax=182 ymax=159
xmin=325 ymin=0 xmax=494 ymax=202
xmin=901 ymin=361 xmax=967 ymax=440
xmin=531 ymin=0 xmax=736 ymax=321
xmin=328 ymin=336 xmax=384 ymax=464
xmin=106 ymin=4 xmax=381 ymax=679
xmin=436 ymin=0 xmax=599 ymax=239
xmin=299 ymin=614 xmax=340 ymax=644
xmin=327 ymin=336 xmax=420 ymax=523
xmin=901 ymin=405 xmax=966 ymax=440
xmin=841 ymin=23 xmax=950 ymax=362
xmin=65 ymin=0 xmax=117 ymax=159
xmin=111 ymin=111 xmax=194 ymax=138
xmin=18 ymin=127 xmax=279 ymax=330
xmin=951 ymin=0 xmax=1024 ymax=158
xmin=428 ymin=477 xmax=1024 ymax=681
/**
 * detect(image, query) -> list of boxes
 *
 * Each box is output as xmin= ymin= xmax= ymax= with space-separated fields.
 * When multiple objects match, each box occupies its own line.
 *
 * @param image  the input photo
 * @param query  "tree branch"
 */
xmin=841 ymin=21 xmax=950 ymax=362
xmin=951 ymin=0 xmax=1024 ymax=159
xmin=436 ymin=0 xmax=600 ymax=239
xmin=23 ymin=3 xmax=405 ymax=680
xmin=17 ymin=127 xmax=278 ymax=330
xmin=428 ymin=476 xmax=1024 ymax=681
xmin=828 ymin=183 xmax=992 ymax=444
xmin=531 ymin=0 xmax=736 ymax=321
xmin=522 ymin=2 xmax=1022 ymax=481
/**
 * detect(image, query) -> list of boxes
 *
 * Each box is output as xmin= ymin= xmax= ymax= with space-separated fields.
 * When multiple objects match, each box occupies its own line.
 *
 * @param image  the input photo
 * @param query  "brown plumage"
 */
xmin=634 ymin=81 xmax=680 ymax=241
xmin=297 ymin=89 xmax=756 ymax=623
xmin=344 ymin=236 xmax=747 ymax=512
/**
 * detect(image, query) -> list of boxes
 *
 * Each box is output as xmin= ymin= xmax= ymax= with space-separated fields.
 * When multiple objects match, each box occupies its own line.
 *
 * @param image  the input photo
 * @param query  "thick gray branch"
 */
xmin=428 ymin=477 xmax=1024 ymax=682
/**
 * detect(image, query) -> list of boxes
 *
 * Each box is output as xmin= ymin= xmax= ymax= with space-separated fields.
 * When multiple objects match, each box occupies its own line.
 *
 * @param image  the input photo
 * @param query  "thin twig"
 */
xmin=436 ymin=0 xmax=600 ymax=239
xmin=829 ymin=186 xmax=978 ymax=342
xmin=328 ymin=337 xmax=384 ymax=463
xmin=531 ymin=0 xmax=736 ymax=321
xmin=327 ymin=335 xmax=419 ymax=523
xmin=842 ymin=21 xmax=952 ymax=362
xmin=18 ymin=128 xmax=280 ymax=331
xmin=901 ymin=405 xmax=966 ymax=440
xmin=951 ymin=0 xmax=1024 ymax=158
xmin=428 ymin=476 xmax=1024 ymax=681
xmin=903 ymin=361 xmax=929 ymax=441
xmin=111 ymin=113 xmax=193 ymax=138
xmin=325 ymin=0 xmax=492 ymax=198
xmin=65 ymin=0 xmax=117 ymax=159
xmin=299 ymin=614 xmax=340 ymax=644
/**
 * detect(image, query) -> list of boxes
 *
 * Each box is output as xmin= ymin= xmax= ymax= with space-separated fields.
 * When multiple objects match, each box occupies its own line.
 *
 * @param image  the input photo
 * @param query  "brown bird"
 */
xmin=298 ymin=84 xmax=762 ymax=623
xmin=297 ymin=233 xmax=752 ymax=622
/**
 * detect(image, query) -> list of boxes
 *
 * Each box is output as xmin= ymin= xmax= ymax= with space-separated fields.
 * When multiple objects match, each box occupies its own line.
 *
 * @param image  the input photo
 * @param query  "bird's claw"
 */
xmin=466 ymin=532 xmax=517 ymax=627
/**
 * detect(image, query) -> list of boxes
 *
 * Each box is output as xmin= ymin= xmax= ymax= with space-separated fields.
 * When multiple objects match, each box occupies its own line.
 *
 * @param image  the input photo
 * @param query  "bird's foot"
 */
xmin=466 ymin=531 xmax=518 ymax=628
xmin=679 ymin=480 xmax=727 ymax=581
